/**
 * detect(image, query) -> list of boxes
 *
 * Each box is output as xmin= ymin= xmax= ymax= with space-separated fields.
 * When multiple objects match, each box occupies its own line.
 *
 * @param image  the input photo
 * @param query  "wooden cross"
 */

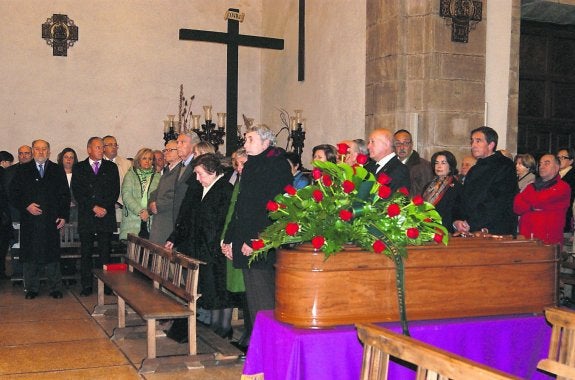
xmin=179 ymin=8 xmax=284 ymax=155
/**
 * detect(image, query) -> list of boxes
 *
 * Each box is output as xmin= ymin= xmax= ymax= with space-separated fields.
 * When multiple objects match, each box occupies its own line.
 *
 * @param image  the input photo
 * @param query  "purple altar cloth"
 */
xmin=243 ymin=310 xmax=553 ymax=380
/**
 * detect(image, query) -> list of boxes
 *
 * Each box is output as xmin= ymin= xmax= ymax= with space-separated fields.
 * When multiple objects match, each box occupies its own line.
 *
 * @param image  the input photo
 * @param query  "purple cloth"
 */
xmin=243 ymin=310 xmax=554 ymax=380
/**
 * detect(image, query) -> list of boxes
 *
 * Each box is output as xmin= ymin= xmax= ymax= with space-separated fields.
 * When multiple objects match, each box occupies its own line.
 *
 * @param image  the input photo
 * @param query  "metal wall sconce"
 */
xmin=439 ymin=0 xmax=482 ymax=43
xmin=42 ymin=14 xmax=78 ymax=56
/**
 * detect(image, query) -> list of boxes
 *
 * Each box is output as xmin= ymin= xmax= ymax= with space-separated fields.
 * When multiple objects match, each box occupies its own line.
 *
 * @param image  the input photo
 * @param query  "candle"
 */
xmin=290 ymin=116 xmax=297 ymax=131
xmin=203 ymin=105 xmax=212 ymax=121
xmin=217 ymin=112 xmax=227 ymax=129
xmin=301 ymin=119 xmax=306 ymax=131
xmin=484 ymin=102 xmax=488 ymax=126
xmin=294 ymin=109 xmax=303 ymax=124
xmin=163 ymin=120 xmax=170 ymax=133
xmin=192 ymin=114 xmax=201 ymax=130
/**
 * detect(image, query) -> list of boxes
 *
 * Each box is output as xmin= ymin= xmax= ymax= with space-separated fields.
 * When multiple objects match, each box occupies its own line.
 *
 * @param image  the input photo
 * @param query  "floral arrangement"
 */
xmin=250 ymin=151 xmax=448 ymax=262
xmin=249 ymin=144 xmax=449 ymax=335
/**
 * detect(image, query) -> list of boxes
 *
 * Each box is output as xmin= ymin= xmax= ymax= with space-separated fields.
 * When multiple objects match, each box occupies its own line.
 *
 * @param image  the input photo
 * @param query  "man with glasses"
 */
xmin=148 ymin=140 xmax=182 ymax=244
xmin=393 ymin=129 xmax=433 ymax=196
xmin=102 ymin=135 xmax=132 ymax=224
xmin=556 ymin=147 xmax=575 ymax=232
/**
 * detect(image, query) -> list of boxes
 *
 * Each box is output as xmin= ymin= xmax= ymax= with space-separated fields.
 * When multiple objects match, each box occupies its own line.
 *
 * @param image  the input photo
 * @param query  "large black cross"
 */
xmin=179 ymin=8 xmax=284 ymax=155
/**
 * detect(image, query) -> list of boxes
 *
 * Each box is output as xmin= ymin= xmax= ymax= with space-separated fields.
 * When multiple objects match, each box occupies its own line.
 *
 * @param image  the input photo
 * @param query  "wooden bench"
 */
xmin=537 ymin=307 xmax=575 ymax=380
xmin=356 ymin=323 xmax=520 ymax=380
xmin=92 ymin=233 xmax=205 ymax=373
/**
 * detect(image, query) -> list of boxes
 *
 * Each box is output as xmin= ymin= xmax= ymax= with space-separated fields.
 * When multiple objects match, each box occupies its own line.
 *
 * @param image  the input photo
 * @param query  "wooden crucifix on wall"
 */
xmin=179 ymin=8 xmax=284 ymax=155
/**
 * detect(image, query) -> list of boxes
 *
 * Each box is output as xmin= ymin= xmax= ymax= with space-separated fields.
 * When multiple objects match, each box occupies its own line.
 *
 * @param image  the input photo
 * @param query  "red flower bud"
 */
xmin=285 ymin=184 xmax=297 ymax=196
xmin=356 ymin=154 xmax=368 ymax=165
xmin=251 ymin=239 xmax=265 ymax=250
xmin=412 ymin=195 xmax=424 ymax=206
xmin=398 ymin=187 xmax=409 ymax=196
xmin=387 ymin=203 xmax=401 ymax=217
xmin=406 ymin=227 xmax=419 ymax=239
xmin=433 ymin=233 xmax=443 ymax=243
xmin=424 ymin=217 xmax=432 ymax=223
xmin=312 ymin=189 xmax=324 ymax=202
xmin=378 ymin=185 xmax=392 ymax=199
xmin=377 ymin=173 xmax=391 ymax=185
xmin=322 ymin=174 xmax=333 ymax=186
xmin=285 ymin=222 xmax=299 ymax=236
xmin=372 ymin=239 xmax=386 ymax=254
xmin=342 ymin=180 xmax=355 ymax=193
xmin=311 ymin=235 xmax=326 ymax=250
xmin=312 ymin=168 xmax=322 ymax=180
xmin=336 ymin=143 xmax=349 ymax=155
xmin=266 ymin=200 xmax=279 ymax=212
xmin=339 ymin=209 xmax=353 ymax=222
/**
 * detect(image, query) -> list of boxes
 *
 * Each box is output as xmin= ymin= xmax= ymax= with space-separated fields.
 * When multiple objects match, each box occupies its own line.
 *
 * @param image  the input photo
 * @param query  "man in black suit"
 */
xmin=174 ymin=131 xmax=201 ymax=219
xmin=366 ymin=128 xmax=411 ymax=193
xmin=10 ymin=140 xmax=70 ymax=299
xmin=71 ymin=137 xmax=120 ymax=296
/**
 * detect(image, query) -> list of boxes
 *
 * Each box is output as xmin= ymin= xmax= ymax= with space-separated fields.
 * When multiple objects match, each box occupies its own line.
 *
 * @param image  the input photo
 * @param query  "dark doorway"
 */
xmin=518 ymin=20 xmax=575 ymax=157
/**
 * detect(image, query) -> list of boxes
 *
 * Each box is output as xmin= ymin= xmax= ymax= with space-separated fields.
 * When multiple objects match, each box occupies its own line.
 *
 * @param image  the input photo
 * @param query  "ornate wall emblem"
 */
xmin=439 ymin=0 xmax=482 ymax=43
xmin=41 ymin=14 xmax=78 ymax=56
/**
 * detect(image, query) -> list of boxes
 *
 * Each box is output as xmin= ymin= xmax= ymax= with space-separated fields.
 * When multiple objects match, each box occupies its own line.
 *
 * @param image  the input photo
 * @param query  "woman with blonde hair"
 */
xmin=119 ymin=148 xmax=160 ymax=240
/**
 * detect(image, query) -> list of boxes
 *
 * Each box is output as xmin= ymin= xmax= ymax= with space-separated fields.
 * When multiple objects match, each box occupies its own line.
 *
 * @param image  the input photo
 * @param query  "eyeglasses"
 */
xmin=18 ymin=151 xmax=32 ymax=155
xmin=162 ymin=148 xmax=178 ymax=153
xmin=104 ymin=144 xmax=119 ymax=148
xmin=557 ymin=155 xmax=571 ymax=161
xmin=394 ymin=141 xmax=412 ymax=147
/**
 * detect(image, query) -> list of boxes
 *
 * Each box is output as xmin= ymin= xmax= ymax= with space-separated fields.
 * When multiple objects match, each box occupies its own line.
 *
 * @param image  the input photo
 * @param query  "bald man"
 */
xmin=366 ymin=128 xmax=410 ymax=192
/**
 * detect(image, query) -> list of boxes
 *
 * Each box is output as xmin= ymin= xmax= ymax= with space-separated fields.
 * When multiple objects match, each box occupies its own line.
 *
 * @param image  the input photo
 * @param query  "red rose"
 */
xmin=387 ymin=203 xmax=401 ymax=217
xmin=339 ymin=209 xmax=353 ymax=222
xmin=433 ymin=233 xmax=443 ymax=243
xmin=356 ymin=154 xmax=368 ymax=165
xmin=424 ymin=217 xmax=432 ymax=223
xmin=312 ymin=189 xmax=324 ymax=202
xmin=336 ymin=143 xmax=349 ymax=155
xmin=342 ymin=180 xmax=355 ymax=193
xmin=372 ymin=239 xmax=386 ymax=254
xmin=266 ymin=200 xmax=279 ymax=212
xmin=406 ymin=227 xmax=419 ymax=239
xmin=285 ymin=184 xmax=297 ymax=196
xmin=311 ymin=236 xmax=326 ymax=250
xmin=377 ymin=173 xmax=391 ymax=185
xmin=322 ymin=174 xmax=333 ymax=186
xmin=412 ymin=195 xmax=424 ymax=206
xmin=398 ymin=187 xmax=409 ymax=196
xmin=312 ymin=168 xmax=322 ymax=180
xmin=251 ymin=239 xmax=265 ymax=250
xmin=378 ymin=185 xmax=392 ymax=199
xmin=285 ymin=222 xmax=299 ymax=236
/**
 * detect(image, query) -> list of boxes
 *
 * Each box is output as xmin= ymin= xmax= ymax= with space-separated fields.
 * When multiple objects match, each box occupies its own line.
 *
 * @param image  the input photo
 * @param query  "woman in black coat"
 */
xmin=422 ymin=151 xmax=462 ymax=233
xmin=166 ymin=153 xmax=234 ymax=340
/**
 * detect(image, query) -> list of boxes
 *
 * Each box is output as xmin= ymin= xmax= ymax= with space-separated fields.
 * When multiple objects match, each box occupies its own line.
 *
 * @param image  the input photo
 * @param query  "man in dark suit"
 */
xmin=365 ymin=128 xmax=410 ymax=192
xmin=10 ymin=140 xmax=70 ymax=299
xmin=71 ymin=137 xmax=120 ymax=296
xmin=3 ymin=145 xmax=33 ymax=223
xmin=393 ymin=129 xmax=433 ymax=196
xmin=174 ymin=131 xmax=201 ymax=222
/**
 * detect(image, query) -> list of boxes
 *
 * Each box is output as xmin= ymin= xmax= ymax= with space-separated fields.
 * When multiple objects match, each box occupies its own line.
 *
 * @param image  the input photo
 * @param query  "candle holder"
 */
xmin=290 ymin=121 xmax=306 ymax=158
xmin=196 ymin=112 xmax=226 ymax=152
xmin=163 ymin=114 xmax=179 ymax=144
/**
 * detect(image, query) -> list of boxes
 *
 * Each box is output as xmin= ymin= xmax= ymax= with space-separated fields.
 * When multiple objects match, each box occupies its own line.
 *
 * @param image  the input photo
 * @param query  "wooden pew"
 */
xmin=356 ymin=323 xmax=520 ymax=380
xmin=537 ymin=307 xmax=575 ymax=380
xmin=92 ymin=233 xmax=205 ymax=373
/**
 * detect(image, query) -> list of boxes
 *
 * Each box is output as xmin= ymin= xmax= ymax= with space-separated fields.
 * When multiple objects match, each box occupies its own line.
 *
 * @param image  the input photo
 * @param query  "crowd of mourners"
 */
xmin=0 ymin=124 xmax=572 ymax=353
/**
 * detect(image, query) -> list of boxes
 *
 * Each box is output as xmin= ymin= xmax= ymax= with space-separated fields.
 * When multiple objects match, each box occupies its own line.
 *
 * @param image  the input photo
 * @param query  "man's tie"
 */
xmin=93 ymin=161 xmax=100 ymax=175
xmin=38 ymin=164 xmax=44 ymax=178
xmin=178 ymin=162 xmax=186 ymax=180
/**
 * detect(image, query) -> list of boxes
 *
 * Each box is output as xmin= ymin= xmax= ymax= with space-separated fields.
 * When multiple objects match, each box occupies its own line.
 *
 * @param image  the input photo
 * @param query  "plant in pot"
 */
xmin=250 ymin=148 xmax=449 ymax=334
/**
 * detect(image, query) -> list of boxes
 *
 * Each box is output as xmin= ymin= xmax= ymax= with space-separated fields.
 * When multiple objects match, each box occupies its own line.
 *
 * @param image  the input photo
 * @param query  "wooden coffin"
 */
xmin=274 ymin=237 xmax=559 ymax=328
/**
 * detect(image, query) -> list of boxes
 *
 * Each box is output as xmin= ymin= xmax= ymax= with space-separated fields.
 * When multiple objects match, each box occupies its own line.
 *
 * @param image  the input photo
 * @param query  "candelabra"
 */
xmin=289 ymin=109 xmax=306 ymax=157
xmin=193 ymin=106 xmax=226 ymax=152
xmin=163 ymin=114 xmax=179 ymax=144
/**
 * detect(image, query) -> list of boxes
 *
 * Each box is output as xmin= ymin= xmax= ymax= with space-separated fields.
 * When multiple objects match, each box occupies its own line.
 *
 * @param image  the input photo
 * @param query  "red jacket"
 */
xmin=513 ymin=176 xmax=570 ymax=244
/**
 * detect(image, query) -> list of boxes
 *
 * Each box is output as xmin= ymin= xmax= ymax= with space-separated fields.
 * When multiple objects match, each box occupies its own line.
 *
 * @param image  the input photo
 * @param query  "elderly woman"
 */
xmin=119 ymin=148 xmax=160 ymax=240
xmin=57 ymin=148 xmax=79 ymax=223
xmin=515 ymin=153 xmax=536 ymax=192
xmin=312 ymin=144 xmax=337 ymax=163
xmin=165 ymin=153 xmax=234 ymax=341
xmin=421 ymin=150 xmax=462 ymax=233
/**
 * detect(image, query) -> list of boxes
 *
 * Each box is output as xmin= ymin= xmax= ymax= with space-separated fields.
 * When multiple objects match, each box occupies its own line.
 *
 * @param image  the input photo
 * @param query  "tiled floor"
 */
xmin=0 ymin=276 xmax=244 ymax=379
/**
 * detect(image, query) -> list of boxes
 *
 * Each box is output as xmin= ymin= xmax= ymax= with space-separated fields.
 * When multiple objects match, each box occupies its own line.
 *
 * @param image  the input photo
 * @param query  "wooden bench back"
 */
xmin=356 ymin=323 xmax=519 ymax=380
xmin=60 ymin=223 xmax=80 ymax=248
xmin=538 ymin=307 xmax=575 ymax=380
xmin=126 ymin=233 xmax=205 ymax=303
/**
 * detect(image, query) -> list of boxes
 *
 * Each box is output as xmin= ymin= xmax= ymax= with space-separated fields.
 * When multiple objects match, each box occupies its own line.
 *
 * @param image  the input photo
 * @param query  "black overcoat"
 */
xmin=9 ymin=160 xmax=70 ymax=263
xmin=71 ymin=159 xmax=120 ymax=233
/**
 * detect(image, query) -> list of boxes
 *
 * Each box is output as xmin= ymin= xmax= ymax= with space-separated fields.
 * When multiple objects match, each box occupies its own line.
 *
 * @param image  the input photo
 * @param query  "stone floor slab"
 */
xmin=0 ymin=318 xmax=106 ymax=345
xmin=0 ymin=365 xmax=139 ymax=379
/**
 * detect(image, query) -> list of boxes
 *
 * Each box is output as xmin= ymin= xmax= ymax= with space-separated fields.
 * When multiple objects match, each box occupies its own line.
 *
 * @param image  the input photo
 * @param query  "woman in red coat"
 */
xmin=513 ymin=154 xmax=570 ymax=244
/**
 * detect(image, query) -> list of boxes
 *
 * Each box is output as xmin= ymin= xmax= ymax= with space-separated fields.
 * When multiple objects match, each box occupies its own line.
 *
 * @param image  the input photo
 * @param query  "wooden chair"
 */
xmin=356 ymin=323 xmax=519 ymax=380
xmin=537 ymin=307 xmax=575 ymax=380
